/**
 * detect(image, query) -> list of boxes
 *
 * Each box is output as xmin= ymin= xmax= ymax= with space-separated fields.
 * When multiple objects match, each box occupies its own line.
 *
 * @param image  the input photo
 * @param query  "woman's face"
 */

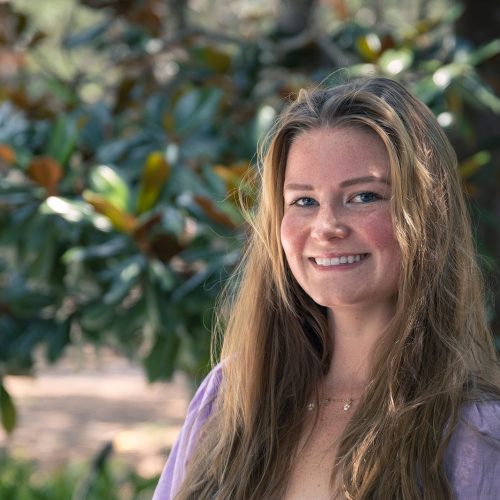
xmin=280 ymin=126 xmax=401 ymax=312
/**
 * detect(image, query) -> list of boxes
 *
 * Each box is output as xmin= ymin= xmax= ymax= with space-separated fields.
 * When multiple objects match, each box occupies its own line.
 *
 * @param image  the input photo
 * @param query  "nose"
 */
xmin=310 ymin=206 xmax=349 ymax=241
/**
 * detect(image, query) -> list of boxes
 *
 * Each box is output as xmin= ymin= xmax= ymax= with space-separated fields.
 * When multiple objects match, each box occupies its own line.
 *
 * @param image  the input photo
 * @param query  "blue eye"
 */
xmin=351 ymin=192 xmax=380 ymax=203
xmin=292 ymin=197 xmax=317 ymax=207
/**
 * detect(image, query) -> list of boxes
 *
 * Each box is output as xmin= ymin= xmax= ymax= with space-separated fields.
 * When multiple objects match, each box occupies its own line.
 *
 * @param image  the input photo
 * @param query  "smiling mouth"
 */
xmin=313 ymin=254 xmax=368 ymax=266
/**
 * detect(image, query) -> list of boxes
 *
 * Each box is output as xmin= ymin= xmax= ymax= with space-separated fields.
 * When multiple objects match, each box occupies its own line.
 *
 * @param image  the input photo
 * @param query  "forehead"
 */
xmin=284 ymin=126 xmax=391 ymax=183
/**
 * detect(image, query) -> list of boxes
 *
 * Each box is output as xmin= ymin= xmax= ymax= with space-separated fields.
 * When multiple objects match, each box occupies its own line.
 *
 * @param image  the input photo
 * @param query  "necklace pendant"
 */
xmin=307 ymin=402 xmax=315 ymax=411
xmin=343 ymin=398 xmax=353 ymax=411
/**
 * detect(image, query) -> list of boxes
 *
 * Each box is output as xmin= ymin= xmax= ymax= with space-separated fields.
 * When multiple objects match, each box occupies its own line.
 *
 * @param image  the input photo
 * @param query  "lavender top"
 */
xmin=153 ymin=366 xmax=500 ymax=499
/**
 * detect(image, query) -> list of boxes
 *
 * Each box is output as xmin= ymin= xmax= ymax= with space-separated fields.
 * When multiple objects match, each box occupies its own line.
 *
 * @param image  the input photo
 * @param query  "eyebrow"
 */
xmin=284 ymin=176 xmax=390 ymax=191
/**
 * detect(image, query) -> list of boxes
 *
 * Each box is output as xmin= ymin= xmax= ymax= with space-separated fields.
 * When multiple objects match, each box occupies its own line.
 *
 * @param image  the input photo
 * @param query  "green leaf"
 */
xmin=41 ymin=196 xmax=113 ymax=231
xmin=378 ymin=49 xmax=413 ymax=76
xmin=144 ymin=281 xmax=162 ymax=331
xmin=88 ymin=165 xmax=130 ymax=212
xmin=81 ymin=302 xmax=116 ymax=333
xmin=63 ymin=19 xmax=112 ymax=49
xmin=254 ymin=105 xmax=276 ymax=145
xmin=27 ymin=227 xmax=56 ymax=283
xmin=356 ymin=33 xmax=382 ymax=62
xmin=83 ymin=191 xmax=137 ymax=233
xmin=103 ymin=257 xmax=144 ymax=305
xmin=171 ymin=254 xmax=228 ymax=302
xmin=143 ymin=331 xmax=180 ymax=381
xmin=62 ymin=238 xmax=128 ymax=263
xmin=439 ymin=3 xmax=465 ymax=25
xmin=193 ymin=45 xmax=232 ymax=73
xmin=0 ymin=381 xmax=17 ymax=434
xmin=46 ymin=115 xmax=79 ymax=166
xmin=46 ymin=321 xmax=71 ymax=363
xmin=459 ymin=151 xmax=491 ymax=179
xmin=462 ymin=73 xmax=500 ymax=113
xmin=466 ymin=39 xmax=500 ymax=66
xmin=148 ymin=259 xmax=175 ymax=292
xmin=412 ymin=76 xmax=443 ymax=104
xmin=172 ymin=88 xmax=223 ymax=136
xmin=136 ymin=151 xmax=171 ymax=214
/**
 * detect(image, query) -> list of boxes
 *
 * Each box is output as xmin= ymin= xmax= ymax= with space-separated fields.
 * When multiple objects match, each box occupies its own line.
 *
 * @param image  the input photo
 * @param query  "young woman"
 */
xmin=153 ymin=77 xmax=500 ymax=499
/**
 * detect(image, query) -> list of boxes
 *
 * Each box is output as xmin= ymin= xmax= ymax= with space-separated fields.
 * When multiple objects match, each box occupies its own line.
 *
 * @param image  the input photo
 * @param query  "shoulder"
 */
xmin=185 ymin=362 xmax=223 ymax=423
xmin=445 ymin=400 xmax=500 ymax=499
xmin=153 ymin=364 xmax=223 ymax=500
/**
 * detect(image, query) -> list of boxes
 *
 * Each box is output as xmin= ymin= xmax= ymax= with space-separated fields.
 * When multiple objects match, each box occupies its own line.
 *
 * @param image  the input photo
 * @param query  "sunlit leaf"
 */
xmin=356 ymin=34 xmax=382 ymax=62
xmin=432 ymin=64 xmax=463 ymax=89
xmin=41 ymin=196 xmax=112 ymax=231
xmin=213 ymin=162 xmax=249 ymax=188
xmin=462 ymin=74 xmax=500 ymax=113
xmin=440 ymin=3 xmax=466 ymax=25
xmin=378 ymin=49 xmax=413 ymax=76
xmin=83 ymin=191 xmax=137 ymax=233
xmin=136 ymin=151 xmax=170 ymax=214
xmin=466 ymin=39 xmax=500 ymax=66
xmin=213 ymin=162 xmax=251 ymax=206
xmin=412 ymin=75 xmax=441 ymax=104
xmin=412 ymin=16 xmax=444 ymax=36
xmin=254 ymin=105 xmax=276 ymax=143
xmin=27 ymin=156 xmax=63 ymax=195
xmin=89 ymin=164 xmax=130 ymax=211
xmin=459 ymin=151 xmax=491 ymax=179
xmin=0 ymin=382 xmax=17 ymax=434
xmin=346 ymin=63 xmax=378 ymax=78
xmin=193 ymin=45 xmax=232 ymax=73
xmin=193 ymin=195 xmax=237 ymax=228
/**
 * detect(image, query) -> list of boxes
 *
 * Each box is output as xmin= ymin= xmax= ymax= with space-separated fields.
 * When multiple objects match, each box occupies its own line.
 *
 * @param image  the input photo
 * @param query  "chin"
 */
xmin=307 ymin=291 xmax=395 ymax=311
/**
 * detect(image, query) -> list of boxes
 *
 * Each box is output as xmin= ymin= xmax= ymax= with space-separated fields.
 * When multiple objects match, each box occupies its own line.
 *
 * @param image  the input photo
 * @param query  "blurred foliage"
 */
xmin=0 ymin=447 xmax=158 ymax=499
xmin=0 ymin=0 xmax=499 ymax=435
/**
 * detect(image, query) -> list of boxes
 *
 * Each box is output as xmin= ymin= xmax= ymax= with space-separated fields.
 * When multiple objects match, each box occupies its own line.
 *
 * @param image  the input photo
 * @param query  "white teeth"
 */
xmin=314 ymin=255 xmax=364 ymax=266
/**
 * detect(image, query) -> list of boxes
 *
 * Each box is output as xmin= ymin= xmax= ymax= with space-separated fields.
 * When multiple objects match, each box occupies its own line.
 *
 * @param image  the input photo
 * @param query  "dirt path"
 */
xmin=0 ymin=346 xmax=191 ymax=477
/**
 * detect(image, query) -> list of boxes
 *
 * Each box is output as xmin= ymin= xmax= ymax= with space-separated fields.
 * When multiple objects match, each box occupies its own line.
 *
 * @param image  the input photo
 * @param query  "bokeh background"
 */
xmin=0 ymin=0 xmax=499 ymax=497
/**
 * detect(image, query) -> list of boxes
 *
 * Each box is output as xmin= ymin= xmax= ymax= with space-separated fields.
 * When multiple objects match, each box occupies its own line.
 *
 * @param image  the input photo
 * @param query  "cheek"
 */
xmin=280 ymin=214 xmax=303 ymax=262
xmin=362 ymin=213 xmax=402 ymax=263
xmin=360 ymin=216 xmax=402 ymax=301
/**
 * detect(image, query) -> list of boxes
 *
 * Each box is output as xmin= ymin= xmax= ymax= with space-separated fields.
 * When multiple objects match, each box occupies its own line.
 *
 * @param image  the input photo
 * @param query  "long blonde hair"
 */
xmin=176 ymin=77 xmax=500 ymax=499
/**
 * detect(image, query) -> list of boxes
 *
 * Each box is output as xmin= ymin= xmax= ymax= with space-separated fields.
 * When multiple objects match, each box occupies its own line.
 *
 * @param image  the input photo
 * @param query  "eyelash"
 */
xmin=290 ymin=192 xmax=382 ymax=207
xmin=291 ymin=197 xmax=317 ymax=207
xmin=350 ymin=192 xmax=381 ymax=203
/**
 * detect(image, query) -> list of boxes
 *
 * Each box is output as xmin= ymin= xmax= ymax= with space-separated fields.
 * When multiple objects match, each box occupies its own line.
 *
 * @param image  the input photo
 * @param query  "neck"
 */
xmin=322 ymin=302 xmax=395 ymax=393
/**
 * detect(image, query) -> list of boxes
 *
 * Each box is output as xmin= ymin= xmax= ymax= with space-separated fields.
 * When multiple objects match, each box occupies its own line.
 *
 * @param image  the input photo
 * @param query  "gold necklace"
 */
xmin=307 ymin=397 xmax=356 ymax=412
